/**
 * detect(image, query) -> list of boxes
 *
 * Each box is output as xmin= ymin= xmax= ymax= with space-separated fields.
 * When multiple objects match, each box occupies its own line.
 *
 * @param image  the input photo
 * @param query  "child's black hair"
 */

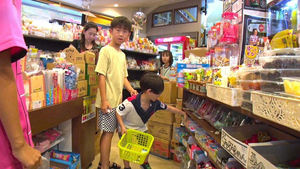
xmin=160 ymin=50 xmax=173 ymax=66
xmin=110 ymin=16 xmax=132 ymax=32
xmin=140 ymin=73 xmax=164 ymax=94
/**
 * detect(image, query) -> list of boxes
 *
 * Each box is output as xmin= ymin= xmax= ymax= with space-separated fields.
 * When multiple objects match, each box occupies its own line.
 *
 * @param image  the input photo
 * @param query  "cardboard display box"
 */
xmin=174 ymin=113 xmax=183 ymax=124
xmin=221 ymin=125 xmax=297 ymax=167
xmin=85 ymin=51 xmax=96 ymax=65
xmin=63 ymin=46 xmax=79 ymax=63
xmin=78 ymin=80 xmax=88 ymax=97
xmin=147 ymin=121 xmax=172 ymax=141
xmin=159 ymin=82 xmax=178 ymax=104
xmin=184 ymin=48 xmax=207 ymax=58
xmin=86 ymin=64 xmax=96 ymax=75
xmin=178 ymin=87 xmax=183 ymax=99
xmin=75 ymin=63 xmax=86 ymax=80
xmin=87 ymin=74 xmax=97 ymax=86
xmin=151 ymin=137 xmax=170 ymax=159
xmin=149 ymin=110 xmax=174 ymax=125
xmin=176 ymin=99 xmax=182 ymax=110
xmin=247 ymin=141 xmax=300 ymax=169
xmin=88 ymin=85 xmax=98 ymax=97
xmin=75 ymin=53 xmax=85 ymax=64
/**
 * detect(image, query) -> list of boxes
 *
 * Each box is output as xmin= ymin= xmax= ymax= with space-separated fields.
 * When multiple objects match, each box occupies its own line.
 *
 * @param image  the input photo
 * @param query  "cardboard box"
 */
xmin=172 ymin=123 xmax=181 ymax=142
xmin=86 ymin=64 xmax=96 ymax=75
xmin=221 ymin=125 xmax=296 ymax=167
xmin=29 ymin=75 xmax=46 ymax=110
xmin=149 ymin=110 xmax=174 ymax=125
xmin=247 ymin=141 xmax=300 ymax=169
xmin=63 ymin=46 xmax=79 ymax=63
xmin=159 ymin=82 xmax=178 ymax=104
xmin=88 ymin=85 xmax=98 ymax=96
xmin=75 ymin=64 xmax=86 ymax=80
xmin=151 ymin=137 xmax=170 ymax=159
xmin=75 ymin=53 xmax=85 ymax=64
xmin=147 ymin=121 xmax=172 ymax=141
xmin=94 ymin=131 xmax=101 ymax=155
xmin=178 ymin=87 xmax=183 ymax=99
xmin=176 ymin=99 xmax=182 ymax=110
xmin=87 ymin=74 xmax=97 ymax=85
xmin=184 ymin=48 xmax=207 ymax=58
xmin=85 ymin=51 xmax=96 ymax=65
xmin=77 ymin=80 xmax=88 ymax=97
xmin=174 ymin=114 xmax=182 ymax=124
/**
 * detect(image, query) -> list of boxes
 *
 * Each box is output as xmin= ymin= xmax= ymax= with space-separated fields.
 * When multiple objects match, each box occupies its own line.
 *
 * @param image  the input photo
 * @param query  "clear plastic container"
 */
xmin=241 ymin=90 xmax=252 ymax=101
xmin=237 ymin=68 xmax=261 ymax=81
xmin=260 ymin=69 xmax=300 ymax=81
xmin=283 ymin=77 xmax=300 ymax=96
xmin=238 ymin=80 xmax=261 ymax=90
xmin=260 ymin=80 xmax=284 ymax=92
xmin=259 ymin=56 xmax=300 ymax=69
xmin=262 ymin=48 xmax=297 ymax=56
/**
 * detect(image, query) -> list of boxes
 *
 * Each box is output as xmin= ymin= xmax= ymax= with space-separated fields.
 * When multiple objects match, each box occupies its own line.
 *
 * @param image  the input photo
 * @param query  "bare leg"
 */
xmin=100 ymin=131 xmax=114 ymax=169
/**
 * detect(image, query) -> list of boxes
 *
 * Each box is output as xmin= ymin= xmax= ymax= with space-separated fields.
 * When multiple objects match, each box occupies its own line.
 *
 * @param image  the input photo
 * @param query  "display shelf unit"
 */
xmin=24 ymin=34 xmax=72 ymax=52
xmin=122 ymin=49 xmax=158 ymax=57
xmin=184 ymin=88 xmax=300 ymax=138
xmin=184 ymin=125 xmax=222 ymax=169
xmin=184 ymin=110 xmax=221 ymax=144
xmin=41 ymin=137 xmax=65 ymax=154
xmin=123 ymin=50 xmax=159 ymax=100
xmin=29 ymin=97 xmax=96 ymax=169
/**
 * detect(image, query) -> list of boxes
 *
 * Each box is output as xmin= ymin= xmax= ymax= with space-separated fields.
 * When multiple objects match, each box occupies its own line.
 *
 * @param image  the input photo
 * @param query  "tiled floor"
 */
xmin=89 ymin=133 xmax=181 ymax=169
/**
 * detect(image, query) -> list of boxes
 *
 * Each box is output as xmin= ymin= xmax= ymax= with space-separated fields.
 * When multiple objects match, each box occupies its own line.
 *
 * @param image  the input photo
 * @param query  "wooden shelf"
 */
xmin=185 ymin=88 xmax=300 ymax=138
xmin=24 ymin=34 xmax=72 ymax=43
xmin=185 ymin=126 xmax=222 ymax=169
xmin=184 ymin=110 xmax=221 ymax=144
xmin=29 ymin=97 xmax=83 ymax=135
xmin=122 ymin=49 xmax=158 ymax=57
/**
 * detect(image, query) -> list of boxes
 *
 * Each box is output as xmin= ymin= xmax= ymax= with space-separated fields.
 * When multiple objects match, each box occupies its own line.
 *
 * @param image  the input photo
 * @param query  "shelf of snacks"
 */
xmin=184 ymin=109 xmax=221 ymax=145
xmin=121 ymin=38 xmax=159 ymax=56
xmin=184 ymin=125 xmax=222 ymax=169
xmin=24 ymin=34 xmax=73 ymax=43
xmin=34 ymin=128 xmax=64 ymax=154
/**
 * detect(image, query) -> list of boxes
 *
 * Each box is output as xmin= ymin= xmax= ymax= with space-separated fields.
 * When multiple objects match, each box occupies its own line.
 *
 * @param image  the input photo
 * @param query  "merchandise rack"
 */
xmin=184 ymin=88 xmax=300 ymax=138
xmin=29 ymin=97 xmax=96 ymax=168
xmin=184 ymin=109 xmax=221 ymax=144
xmin=184 ymin=125 xmax=222 ymax=169
xmin=122 ymin=49 xmax=158 ymax=57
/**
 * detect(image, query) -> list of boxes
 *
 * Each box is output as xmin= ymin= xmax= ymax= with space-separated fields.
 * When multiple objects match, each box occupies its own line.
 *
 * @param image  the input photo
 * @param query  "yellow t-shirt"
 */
xmin=95 ymin=45 xmax=128 ymax=108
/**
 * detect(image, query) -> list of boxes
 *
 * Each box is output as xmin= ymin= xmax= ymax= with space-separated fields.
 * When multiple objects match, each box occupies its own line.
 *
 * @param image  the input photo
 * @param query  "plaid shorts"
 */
xmin=98 ymin=108 xmax=118 ymax=133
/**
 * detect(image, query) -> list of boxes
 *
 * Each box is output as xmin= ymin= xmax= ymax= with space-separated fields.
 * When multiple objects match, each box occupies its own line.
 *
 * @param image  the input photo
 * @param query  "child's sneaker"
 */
xmin=140 ymin=162 xmax=151 ymax=169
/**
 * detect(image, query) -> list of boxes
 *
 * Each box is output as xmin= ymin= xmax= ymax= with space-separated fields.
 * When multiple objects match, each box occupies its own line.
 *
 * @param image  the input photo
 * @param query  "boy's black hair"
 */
xmin=140 ymin=73 xmax=164 ymax=94
xmin=160 ymin=50 xmax=174 ymax=66
xmin=110 ymin=16 xmax=132 ymax=32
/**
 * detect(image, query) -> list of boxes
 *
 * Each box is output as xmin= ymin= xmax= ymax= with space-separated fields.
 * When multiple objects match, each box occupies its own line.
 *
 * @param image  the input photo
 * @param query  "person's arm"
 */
xmin=116 ymin=101 xmax=130 ymax=135
xmin=166 ymin=105 xmax=187 ymax=123
xmin=99 ymin=74 xmax=111 ymax=113
xmin=160 ymin=75 xmax=170 ymax=81
xmin=124 ymin=78 xmax=137 ymax=96
xmin=116 ymin=113 xmax=127 ymax=135
xmin=0 ymin=50 xmax=41 ymax=168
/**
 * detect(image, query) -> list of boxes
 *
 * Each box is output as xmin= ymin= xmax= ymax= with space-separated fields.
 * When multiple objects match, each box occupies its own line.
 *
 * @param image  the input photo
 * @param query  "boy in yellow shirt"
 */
xmin=95 ymin=16 xmax=137 ymax=169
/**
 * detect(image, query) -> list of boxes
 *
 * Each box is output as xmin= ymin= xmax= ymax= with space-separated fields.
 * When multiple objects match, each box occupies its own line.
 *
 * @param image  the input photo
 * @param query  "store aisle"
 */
xmin=90 ymin=133 xmax=181 ymax=169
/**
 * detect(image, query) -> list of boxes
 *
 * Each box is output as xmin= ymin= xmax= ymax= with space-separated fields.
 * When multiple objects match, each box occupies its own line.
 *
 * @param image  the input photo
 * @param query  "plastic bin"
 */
xmin=259 ymin=56 xmax=300 ymax=69
xmin=283 ymin=77 xmax=300 ymax=96
xmin=118 ymin=129 xmax=154 ymax=164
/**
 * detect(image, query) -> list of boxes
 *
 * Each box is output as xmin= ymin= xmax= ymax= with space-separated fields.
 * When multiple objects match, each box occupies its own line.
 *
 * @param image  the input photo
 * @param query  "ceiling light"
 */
xmin=114 ymin=4 xmax=119 ymax=7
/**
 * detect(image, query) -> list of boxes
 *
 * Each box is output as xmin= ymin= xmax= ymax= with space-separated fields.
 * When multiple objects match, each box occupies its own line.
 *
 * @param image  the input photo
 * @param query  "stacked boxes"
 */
xmin=84 ymin=51 xmax=97 ymax=97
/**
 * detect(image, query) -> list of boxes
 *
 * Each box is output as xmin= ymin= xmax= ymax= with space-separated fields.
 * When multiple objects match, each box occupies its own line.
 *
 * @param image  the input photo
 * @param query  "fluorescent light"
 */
xmin=114 ymin=4 xmax=119 ymax=7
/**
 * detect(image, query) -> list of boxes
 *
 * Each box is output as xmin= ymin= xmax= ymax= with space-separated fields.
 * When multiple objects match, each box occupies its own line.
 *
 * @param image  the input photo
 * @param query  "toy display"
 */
xmin=126 ymin=57 xmax=158 ymax=70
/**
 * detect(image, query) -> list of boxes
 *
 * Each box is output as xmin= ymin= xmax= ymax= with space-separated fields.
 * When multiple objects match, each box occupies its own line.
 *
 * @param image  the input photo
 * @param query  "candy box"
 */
xmin=84 ymin=51 xmax=96 ymax=65
xmin=74 ymin=64 xmax=86 ymax=80
xmin=77 ymin=80 xmax=87 ymax=97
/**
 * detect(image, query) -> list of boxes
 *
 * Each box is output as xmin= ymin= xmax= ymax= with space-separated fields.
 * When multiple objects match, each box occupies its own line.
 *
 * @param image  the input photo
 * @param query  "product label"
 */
xmin=221 ymin=130 xmax=248 ymax=167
